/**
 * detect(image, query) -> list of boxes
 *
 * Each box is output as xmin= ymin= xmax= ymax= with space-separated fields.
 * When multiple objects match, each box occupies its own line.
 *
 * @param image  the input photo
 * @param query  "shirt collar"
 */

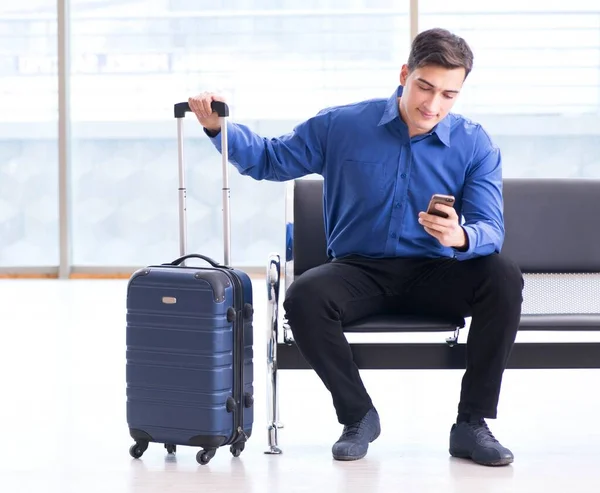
xmin=378 ymin=85 xmax=451 ymax=147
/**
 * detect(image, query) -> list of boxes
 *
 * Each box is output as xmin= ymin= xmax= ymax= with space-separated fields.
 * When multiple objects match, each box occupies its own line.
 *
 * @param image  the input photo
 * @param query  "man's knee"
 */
xmin=479 ymin=254 xmax=524 ymax=300
xmin=489 ymin=254 xmax=523 ymax=283
xmin=283 ymin=269 xmax=335 ymax=322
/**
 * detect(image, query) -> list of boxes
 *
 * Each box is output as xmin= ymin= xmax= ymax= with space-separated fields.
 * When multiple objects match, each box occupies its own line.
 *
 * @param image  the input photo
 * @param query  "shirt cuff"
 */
xmin=203 ymin=127 xmax=221 ymax=138
xmin=204 ymin=121 xmax=235 ymax=156
xmin=203 ymin=126 xmax=221 ymax=140
xmin=453 ymin=225 xmax=476 ymax=260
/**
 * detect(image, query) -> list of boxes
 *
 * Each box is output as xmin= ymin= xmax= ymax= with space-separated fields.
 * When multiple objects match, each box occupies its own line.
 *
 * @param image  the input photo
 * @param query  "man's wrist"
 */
xmin=453 ymin=226 xmax=469 ymax=252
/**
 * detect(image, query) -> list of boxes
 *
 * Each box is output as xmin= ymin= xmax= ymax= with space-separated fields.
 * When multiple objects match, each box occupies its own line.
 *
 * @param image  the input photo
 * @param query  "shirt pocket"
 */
xmin=342 ymin=159 xmax=386 ymax=199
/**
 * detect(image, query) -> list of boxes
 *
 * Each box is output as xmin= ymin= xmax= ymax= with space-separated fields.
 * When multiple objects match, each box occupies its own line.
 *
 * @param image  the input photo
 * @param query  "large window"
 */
xmin=2 ymin=1 xmax=599 ymax=274
xmin=420 ymin=0 xmax=600 ymax=179
xmin=69 ymin=0 xmax=409 ymax=268
xmin=0 ymin=3 xmax=59 ymax=267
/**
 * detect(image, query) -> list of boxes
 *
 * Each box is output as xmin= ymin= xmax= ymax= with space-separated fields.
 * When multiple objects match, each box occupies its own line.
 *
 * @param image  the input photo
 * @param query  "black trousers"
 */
xmin=283 ymin=253 xmax=524 ymax=425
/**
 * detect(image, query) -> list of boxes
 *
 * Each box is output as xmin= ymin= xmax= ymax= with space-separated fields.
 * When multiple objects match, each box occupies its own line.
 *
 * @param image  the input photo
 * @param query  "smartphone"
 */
xmin=426 ymin=194 xmax=455 ymax=218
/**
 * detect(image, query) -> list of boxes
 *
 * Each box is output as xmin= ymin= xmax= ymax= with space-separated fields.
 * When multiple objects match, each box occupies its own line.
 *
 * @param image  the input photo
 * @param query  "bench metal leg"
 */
xmin=265 ymin=253 xmax=283 ymax=455
xmin=446 ymin=326 xmax=461 ymax=347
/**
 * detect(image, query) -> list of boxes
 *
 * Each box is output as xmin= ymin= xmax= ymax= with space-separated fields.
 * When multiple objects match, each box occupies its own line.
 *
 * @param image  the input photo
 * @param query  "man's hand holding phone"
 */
xmin=418 ymin=194 xmax=468 ymax=250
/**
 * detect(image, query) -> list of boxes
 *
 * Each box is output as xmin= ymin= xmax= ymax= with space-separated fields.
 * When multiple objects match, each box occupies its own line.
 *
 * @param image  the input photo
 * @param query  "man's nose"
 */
xmin=423 ymin=94 xmax=442 ymax=114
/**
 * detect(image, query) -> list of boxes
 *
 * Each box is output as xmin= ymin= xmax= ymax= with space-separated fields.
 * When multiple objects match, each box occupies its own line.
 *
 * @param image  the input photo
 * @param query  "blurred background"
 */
xmin=1 ymin=0 xmax=598 ymax=277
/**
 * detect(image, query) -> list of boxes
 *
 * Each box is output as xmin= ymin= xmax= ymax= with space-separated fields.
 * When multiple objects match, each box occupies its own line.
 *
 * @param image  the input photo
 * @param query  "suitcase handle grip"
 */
xmin=170 ymin=254 xmax=227 ymax=268
xmin=174 ymin=101 xmax=230 ymax=118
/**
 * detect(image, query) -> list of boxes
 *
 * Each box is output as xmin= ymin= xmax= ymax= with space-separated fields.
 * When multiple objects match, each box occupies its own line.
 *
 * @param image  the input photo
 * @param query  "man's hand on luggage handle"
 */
xmin=188 ymin=92 xmax=227 ymax=134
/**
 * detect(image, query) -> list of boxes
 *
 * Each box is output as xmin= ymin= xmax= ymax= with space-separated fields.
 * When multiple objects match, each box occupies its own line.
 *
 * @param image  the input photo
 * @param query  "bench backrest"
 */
xmin=501 ymin=178 xmax=600 ymax=273
xmin=292 ymin=179 xmax=329 ymax=277
xmin=290 ymin=177 xmax=600 ymax=277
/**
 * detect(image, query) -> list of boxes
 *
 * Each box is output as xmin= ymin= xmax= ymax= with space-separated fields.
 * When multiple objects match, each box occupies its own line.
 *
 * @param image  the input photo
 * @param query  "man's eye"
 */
xmin=418 ymin=85 xmax=430 ymax=91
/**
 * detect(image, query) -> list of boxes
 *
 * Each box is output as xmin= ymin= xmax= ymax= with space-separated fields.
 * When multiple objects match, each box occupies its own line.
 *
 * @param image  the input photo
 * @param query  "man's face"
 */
xmin=398 ymin=64 xmax=465 ymax=136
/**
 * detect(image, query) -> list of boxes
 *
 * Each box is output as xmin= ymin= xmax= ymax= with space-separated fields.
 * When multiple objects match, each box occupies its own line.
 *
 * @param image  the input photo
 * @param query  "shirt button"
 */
xmin=400 ymin=173 xmax=407 ymax=179
xmin=395 ymin=202 xmax=401 ymax=208
xmin=390 ymin=233 xmax=397 ymax=239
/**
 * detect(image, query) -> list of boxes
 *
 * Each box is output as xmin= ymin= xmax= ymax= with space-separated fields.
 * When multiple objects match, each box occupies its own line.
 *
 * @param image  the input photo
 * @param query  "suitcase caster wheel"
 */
xmin=129 ymin=442 xmax=147 ymax=459
xmin=165 ymin=444 xmax=176 ymax=455
xmin=230 ymin=443 xmax=245 ymax=458
xmin=197 ymin=449 xmax=215 ymax=465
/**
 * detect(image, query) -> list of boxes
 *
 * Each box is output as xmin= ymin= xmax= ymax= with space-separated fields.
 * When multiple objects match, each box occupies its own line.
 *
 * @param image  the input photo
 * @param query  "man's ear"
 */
xmin=400 ymin=64 xmax=411 ymax=86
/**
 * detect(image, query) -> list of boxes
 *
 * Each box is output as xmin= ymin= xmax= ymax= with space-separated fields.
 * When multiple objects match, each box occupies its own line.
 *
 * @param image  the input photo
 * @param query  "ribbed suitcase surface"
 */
xmin=126 ymin=264 xmax=253 ymax=454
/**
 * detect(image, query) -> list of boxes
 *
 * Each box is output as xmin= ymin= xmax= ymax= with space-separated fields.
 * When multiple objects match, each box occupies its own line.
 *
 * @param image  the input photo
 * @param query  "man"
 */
xmin=189 ymin=27 xmax=523 ymax=467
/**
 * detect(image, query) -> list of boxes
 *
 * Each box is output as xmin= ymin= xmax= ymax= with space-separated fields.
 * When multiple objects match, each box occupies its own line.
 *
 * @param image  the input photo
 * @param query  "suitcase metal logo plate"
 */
xmin=162 ymin=296 xmax=177 ymax=304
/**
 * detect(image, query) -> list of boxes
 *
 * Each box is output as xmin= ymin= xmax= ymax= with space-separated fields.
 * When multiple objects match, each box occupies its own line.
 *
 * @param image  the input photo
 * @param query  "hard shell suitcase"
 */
xmin=125 ymin=101 xmax=254 ymax=465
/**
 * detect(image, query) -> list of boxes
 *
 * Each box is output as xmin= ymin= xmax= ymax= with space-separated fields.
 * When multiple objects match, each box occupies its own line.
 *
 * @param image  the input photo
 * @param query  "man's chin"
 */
xmin=415 ymin=120 xmax=438 ymax=132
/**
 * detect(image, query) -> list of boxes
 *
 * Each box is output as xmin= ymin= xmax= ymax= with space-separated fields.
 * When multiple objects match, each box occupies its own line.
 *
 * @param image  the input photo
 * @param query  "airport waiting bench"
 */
xmin=263 ymin=177 xmax=600 ymax=454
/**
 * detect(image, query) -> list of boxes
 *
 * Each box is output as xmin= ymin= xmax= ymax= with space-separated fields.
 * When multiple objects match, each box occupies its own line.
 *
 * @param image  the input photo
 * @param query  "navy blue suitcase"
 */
xmin=126 ymin=101 xmax=254 ymax=465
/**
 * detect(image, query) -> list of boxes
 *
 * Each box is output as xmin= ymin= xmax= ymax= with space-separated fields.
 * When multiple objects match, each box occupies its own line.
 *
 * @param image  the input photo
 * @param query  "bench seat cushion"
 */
xmin=519 ymin=314 xmax=600 ymax=331
xmin=343 ymin=314 xmax=464 ymax=333
xmin=340 ymin=313 xmax=600 ymax=334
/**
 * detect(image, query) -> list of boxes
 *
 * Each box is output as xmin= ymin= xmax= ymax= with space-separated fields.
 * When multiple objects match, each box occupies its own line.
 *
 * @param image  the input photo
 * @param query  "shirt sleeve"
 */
xmin=453 ymin=127 xmax=505 ymax=261
xmin=205 ymin=109 xmax=330 ymax=182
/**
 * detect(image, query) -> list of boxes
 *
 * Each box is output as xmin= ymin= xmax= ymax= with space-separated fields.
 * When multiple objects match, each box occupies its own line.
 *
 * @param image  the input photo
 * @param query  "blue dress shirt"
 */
xmin=207 ymin=86 xmax=504 ymax=261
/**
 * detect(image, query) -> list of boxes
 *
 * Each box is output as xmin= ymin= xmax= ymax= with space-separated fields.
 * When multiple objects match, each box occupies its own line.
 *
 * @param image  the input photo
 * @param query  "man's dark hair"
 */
xmin=407 ymin=28 xmax=474 ymax=78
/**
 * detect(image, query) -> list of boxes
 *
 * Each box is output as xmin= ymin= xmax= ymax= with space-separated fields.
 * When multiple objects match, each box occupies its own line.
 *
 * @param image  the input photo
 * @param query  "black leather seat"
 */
xmin=519 ymin=314 xmax=600 ymax=331
xmin=291 ymin=179 xmax=463 ymax=335
xmin=343 ymin=315 xmax=464 ymax=333
xmin=277 ymin=177 xmax=600 ymax=370
xmin=500 ymin=178 xmax=600 ymax=332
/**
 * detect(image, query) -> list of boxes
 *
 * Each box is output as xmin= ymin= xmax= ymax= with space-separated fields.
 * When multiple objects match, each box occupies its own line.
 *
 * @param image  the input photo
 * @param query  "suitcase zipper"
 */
xmin=223 ymin=270 xmax=246 ymax=445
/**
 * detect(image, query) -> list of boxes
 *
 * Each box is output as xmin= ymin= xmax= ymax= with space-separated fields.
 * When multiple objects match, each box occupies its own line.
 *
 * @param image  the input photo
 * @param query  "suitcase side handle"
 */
xmin=169 ymin=254 xmax=228 ymax=268
xmin=174 ymin=101 xmax=230 ymax=118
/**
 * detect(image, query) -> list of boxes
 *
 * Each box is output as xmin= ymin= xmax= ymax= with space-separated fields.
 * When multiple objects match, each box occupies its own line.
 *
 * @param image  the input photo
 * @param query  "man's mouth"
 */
xmin=418 ymin=109 xmax=437 ymax=119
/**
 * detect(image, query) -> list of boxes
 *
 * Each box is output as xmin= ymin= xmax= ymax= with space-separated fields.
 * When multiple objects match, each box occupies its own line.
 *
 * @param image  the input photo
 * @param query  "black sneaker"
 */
xmin=449 ymin=419 xmax=514 ymax=466
xmin=332 ymin=408 xmax=381 ymax=461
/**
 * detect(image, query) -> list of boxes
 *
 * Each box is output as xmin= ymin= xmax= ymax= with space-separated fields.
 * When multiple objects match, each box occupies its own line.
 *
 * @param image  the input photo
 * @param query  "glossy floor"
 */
xmin=2 ymin=279 xmax=599 ymax=493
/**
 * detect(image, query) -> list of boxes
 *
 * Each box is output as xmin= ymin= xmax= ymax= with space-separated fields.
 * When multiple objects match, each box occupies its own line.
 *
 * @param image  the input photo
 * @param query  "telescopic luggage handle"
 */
xmin=174 ymin=100 xmax=231 ymax=266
